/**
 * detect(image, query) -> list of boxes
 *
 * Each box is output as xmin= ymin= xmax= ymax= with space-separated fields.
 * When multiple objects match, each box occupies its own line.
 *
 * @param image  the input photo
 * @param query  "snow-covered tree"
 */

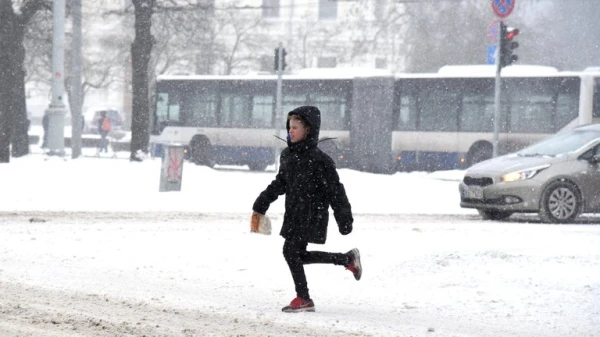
xmin=0 ymin=0 xmax=49 ymax=163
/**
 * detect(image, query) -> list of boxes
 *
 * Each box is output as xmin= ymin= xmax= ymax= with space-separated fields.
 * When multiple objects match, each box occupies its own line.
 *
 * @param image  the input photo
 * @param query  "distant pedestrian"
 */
xmin=97 ymin=111 xmax=111 ymax=153
xmin=41 ymin=113 xmax=49 ymax=148
xmin=252 ymin=106 xmax=362 ymax=313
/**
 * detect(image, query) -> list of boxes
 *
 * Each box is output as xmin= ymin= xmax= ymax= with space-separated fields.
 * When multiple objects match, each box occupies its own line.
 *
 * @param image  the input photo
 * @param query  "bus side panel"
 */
xmin=212 ymin=146 xmax=274 ymax=166
xmin=350 ymin=77 xmax=395 ymax=173
xmin=392 ymin=131 xmax=467 ymax=171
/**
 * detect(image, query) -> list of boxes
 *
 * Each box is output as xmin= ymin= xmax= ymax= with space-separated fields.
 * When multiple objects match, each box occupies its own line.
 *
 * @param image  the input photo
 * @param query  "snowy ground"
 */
xmin=0 ymin=155 xmax=599 ymax=337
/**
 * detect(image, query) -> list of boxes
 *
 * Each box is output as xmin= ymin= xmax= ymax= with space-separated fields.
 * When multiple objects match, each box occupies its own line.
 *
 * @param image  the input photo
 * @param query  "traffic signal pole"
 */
xmin=274 ymin=43 xmax=284 ymax=172
xmin=493 ymin=21 xmax=519 ymax=158
xmin=493 ymin=43 xmax=501 ymax=158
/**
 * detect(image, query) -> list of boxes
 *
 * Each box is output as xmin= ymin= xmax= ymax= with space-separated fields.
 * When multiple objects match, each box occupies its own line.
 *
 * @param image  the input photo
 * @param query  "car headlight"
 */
xmin=501 ymin=164 xmax=551 ymax=183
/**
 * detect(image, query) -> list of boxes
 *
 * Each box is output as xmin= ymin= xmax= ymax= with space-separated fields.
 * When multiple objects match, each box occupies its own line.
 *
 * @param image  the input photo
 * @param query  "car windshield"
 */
xmin=518 ymin=129 xmax=600 ymax=157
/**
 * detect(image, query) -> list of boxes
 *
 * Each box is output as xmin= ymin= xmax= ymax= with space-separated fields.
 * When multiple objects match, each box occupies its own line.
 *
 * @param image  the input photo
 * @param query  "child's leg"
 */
xmin=302 ymin=250 xmax=350 ymax=266
xmin=304 ymin=248 xmax=362 ymax=281
xmin=283 ymin=240 xmax=311 ymax=300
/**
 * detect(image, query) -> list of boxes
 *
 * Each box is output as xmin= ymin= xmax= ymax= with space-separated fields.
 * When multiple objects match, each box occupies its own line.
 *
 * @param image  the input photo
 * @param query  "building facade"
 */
xmin=190 ymin=0 xmax=408 ymax=75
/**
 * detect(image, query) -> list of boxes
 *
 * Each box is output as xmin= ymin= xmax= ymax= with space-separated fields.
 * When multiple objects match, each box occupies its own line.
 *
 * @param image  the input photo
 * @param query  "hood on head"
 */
xmin=286 ymin=106 xmax=321 ymax=147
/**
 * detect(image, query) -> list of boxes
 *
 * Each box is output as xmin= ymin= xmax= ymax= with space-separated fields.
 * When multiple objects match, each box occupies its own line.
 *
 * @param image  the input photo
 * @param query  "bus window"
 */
xmin=156 ymin=93 xmax=170 ymax=123
xmin=221 ymin=94 xmax=252 ymax=128
xmin=312 ymin=94 xmax=347 ymax=130
xmin=395 ymin=94 xmax=417 ymax=131
xmin=283 ymin=95 xmax=307 ymax=115
xmin=460 ymin=94 xmax=494 ymax=132
xmin=156 ymin=92 xmax=181 ymax=123
xmin=251 ymin=95 xmax=274 ymax=128
xmin=188 ymin=93 xmax=217 ymax=127
xmin=555 ymin=93 xmax=579 ymax=130
xmin=593 ymin=78 xmax=600 ymax=117
xmin=418 ymin=91 xmax=459 ymax=132
xmin=509 ymin=93 xmax=555 ymax=133
xmin=168 ymin=105 xmax=180 ymax=122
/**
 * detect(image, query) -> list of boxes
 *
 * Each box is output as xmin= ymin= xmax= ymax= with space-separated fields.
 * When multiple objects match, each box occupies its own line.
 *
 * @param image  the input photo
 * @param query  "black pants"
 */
xmin=283 ymin=239 xmax=349 ymax=300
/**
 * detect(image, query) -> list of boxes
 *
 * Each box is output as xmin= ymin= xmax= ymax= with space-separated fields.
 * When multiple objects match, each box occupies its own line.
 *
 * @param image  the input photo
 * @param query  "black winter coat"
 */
xmin=252 ymin=106 xmax=353 ymax=244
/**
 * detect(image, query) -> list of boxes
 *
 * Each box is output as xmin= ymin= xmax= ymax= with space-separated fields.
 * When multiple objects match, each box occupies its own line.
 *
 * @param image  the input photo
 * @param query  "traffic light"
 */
xmin=499 ymin=21 xmax=519 ymax=68
xmin=273 ymin=47 xmax=287 ymax=71
xmin=281 ymin=48 xmax=287 ymax=70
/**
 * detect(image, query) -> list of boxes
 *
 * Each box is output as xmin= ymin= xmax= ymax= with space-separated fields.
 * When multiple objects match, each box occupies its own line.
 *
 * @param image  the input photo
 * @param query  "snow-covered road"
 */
xmin=0 ymin=211 xmax=598 ymax=337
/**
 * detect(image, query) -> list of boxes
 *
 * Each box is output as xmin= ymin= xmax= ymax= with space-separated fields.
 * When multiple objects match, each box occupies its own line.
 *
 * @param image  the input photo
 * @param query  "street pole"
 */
xmin=493 ymin=25 xmax=502 ymax=158
xmin=287 ymin=0 xmax=294 ymax=54
xmin=45 ymin=0 xmax=68 ymax=156
xmin=274 ymin=43 xmax=284 ymax=172
xmin=71 ymin=0 xmax=83 ymax=158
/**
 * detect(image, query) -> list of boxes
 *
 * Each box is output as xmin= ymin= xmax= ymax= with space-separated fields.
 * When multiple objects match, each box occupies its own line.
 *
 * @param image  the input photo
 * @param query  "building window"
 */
xmin=318 ymin=57 xmax=337 ymax=68
xmin=263 ymin=0 xmax=280 ymax=18
xmin=319 ymin=0 xmax=337 ymax=20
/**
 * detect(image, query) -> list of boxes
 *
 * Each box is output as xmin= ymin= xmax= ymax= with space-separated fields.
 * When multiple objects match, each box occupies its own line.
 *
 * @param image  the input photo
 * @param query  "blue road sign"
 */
xmin=487 ymin=45 xmax=497 ymax=65
xmin=488 ymin=19 xmax=500 ymax=43
xmin=492 ymin=0 xmax=515 ymax=18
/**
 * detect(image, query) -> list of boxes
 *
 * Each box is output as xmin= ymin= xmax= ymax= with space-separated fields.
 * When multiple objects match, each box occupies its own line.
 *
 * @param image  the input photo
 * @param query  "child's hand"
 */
xmin=339 ymin=223 xmax=353 ymax=235
xmin=250 ymin=212 xmax=272 ymax=235
xmin=250 ymin=212 xmax=262 ymax=233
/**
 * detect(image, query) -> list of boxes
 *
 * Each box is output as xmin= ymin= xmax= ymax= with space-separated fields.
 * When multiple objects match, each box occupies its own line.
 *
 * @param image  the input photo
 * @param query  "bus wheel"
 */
xmin=248 ymin=162 xmax=268 ymax=171
xmin=190 ymin=136 xmax=215 ymax=167
xmin=539 ymin=180 xmax=582 ymax=223
xmin=467 ymin=142 xmax=492 ymax=166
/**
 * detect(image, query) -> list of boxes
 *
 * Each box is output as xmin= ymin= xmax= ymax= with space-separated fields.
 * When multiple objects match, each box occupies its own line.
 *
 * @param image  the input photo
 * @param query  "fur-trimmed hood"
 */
xmin=286 ymin=106 xmax=321 ymax=148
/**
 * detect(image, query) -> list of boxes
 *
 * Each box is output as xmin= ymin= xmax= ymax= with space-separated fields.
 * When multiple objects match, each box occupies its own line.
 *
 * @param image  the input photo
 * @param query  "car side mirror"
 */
xmin=580 ymin=148 xmax=599 ymax=163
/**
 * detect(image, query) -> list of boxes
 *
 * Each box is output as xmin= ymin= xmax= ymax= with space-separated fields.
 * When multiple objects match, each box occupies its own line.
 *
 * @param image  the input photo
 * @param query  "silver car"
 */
xmin=460 ymin=124 xmax=600 ymax=223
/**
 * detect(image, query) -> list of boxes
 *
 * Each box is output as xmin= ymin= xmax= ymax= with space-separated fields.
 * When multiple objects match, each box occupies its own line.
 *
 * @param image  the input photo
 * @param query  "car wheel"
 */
xmin=539 ymin=180 xmax=582 ymax=223
xmin=190 ymin=136 xmax=215 ymax=167
xmin=477 ymin=209 xmax=513 ymax=220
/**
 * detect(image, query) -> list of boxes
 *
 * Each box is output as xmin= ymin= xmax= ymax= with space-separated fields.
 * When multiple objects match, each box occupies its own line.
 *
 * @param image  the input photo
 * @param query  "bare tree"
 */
xmin=218 ymin=6 xmax=263 ymax=75
xmin=332 ymin=1 xmax=409 ymax=70
xmin=403 ymin=0 xmax=490 ymax=73
xmin=151 ymin=4 xmax=217 ymax=76
xmin=0 ymin=0 xmax=49 ymax=163
xmin=287 ymin=11 xmax=346 ymax=69
xmin=151 ymin=3 xmax=264 ymax=76
xmin=129 ymin=0 xmax=154 ymax=161
xmin=24 ymin=0 xmax=131 ymax=148
xmin=23 ymin=10 xmax=52 ymax=87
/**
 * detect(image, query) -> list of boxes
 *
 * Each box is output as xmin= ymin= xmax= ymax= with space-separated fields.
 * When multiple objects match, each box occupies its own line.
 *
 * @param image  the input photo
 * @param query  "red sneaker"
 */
xmin=346 ymin=248 xmax=362 ymax=281
xmin=282 ymin=297 xmax=315 ymax=313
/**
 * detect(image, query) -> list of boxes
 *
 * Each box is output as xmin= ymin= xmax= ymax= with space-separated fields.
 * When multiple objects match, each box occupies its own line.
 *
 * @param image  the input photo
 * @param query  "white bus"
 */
xmin=150 ymin=69 xmax=387 ymax=170
xmin=391 ymin=66 xmax=600 ymax=171
xmin=150 ymin=66 xmax=600 ymax=172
